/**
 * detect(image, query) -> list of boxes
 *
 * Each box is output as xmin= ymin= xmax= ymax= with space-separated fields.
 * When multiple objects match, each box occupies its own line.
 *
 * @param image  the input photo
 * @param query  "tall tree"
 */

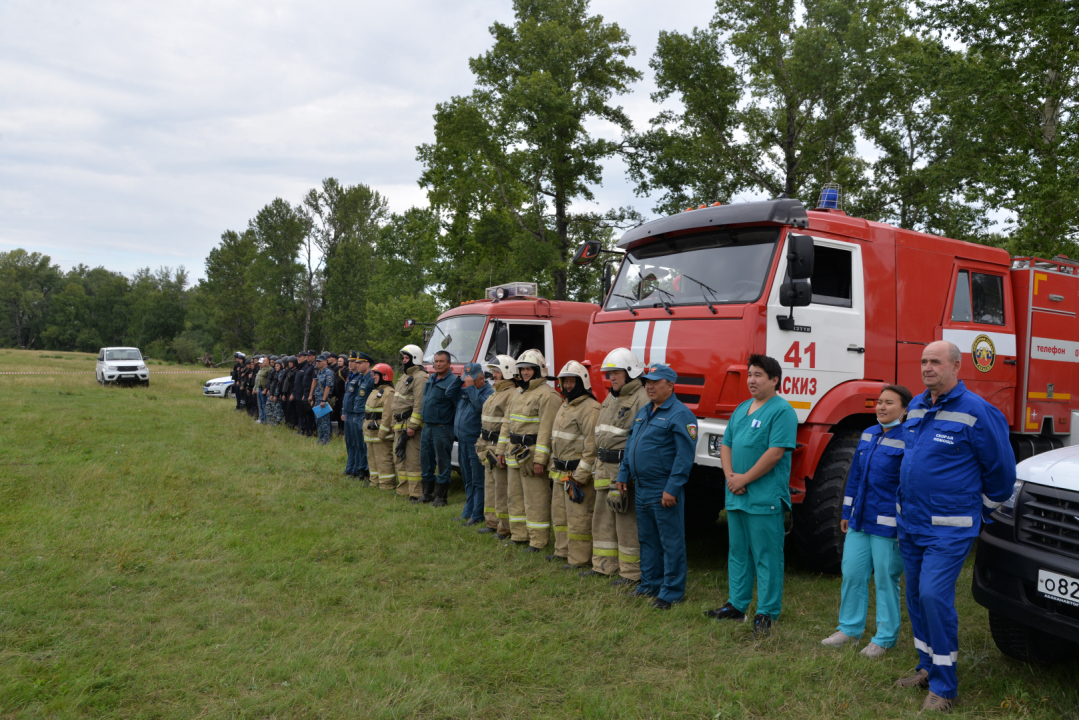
xmin=418 ymin=0 xmax=642 ymax=300
xmin=201 ymin=230 xmax=257 ymax=351
xmin=0 ymin=249 xmax=62 ymax=348
xmin=247 ymin=198 xmax=307 ymax=351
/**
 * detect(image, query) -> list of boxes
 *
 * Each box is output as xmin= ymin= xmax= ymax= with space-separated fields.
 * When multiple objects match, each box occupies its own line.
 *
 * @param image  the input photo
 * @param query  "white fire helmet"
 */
xmin=487 ymin=354 xmax=517 ymax=380
xmin=399 ymin=344 xmax=423 ymax=365
xmin=600 ymin=347 xmax=644 ymax=379
xmin=515 ymin=348 xmax=548 ymax=378
xmin=557 ymin=360 xmax=591 ymax=392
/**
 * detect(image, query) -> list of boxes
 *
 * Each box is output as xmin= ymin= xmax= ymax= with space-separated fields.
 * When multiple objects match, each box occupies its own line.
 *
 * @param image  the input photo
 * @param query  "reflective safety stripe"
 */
xmin=362 ymin=437 xmax=381 ymax=443
xmin=935 ymin=410 xmax=977 ymax=426
xmin=526 ymin=521 xmax=550 ymax=529
xmin=594 ymin=479 xmax=611 ymax=489
xmin=844 ymin=496 xmax=853 ymax=506
xmin=364 ymin=406 xmax=383 ymax=413
xmin=535 ymin=445 xmax=550 ymax=454
xmin=509 ymin=515 xmax=527 ymax=523
xmin=481 ymin=414 xmax=503 ymax=423
xmin=982 ymin=494 xmax=1003 ymax=508
xmin=497 ymin=512 xmax=509 ymax=519
xmin=552 ymin=430 xmax=580 ymax=441
xmin=880 ymin=437 xmax=905 ymax=449
xmin=393 ymin=423 xmax=407 ymax=431
xmin=483 ymin=506 xmax=496 ymax=513
xmin=618 ymin=553 xmax=640 ymax=563
xmin=568 ymin=533 xmax=593 ymax=541
xmin=619 ymin=545 xmax=639 ymax=557
xmin=907 ymin=409 xmax=926 ymax=419
xmin=577 ymin=460 xmax=592 ymax=473
xmin=931 ymin=515 xmax=973 ymax=527
xmin=379 ymin=424 xmax=392 ymax=433
xmin=896 ymin=502 xmax=902 ymax=514
xmin=608 ymin=490 xmax=622 ymax=499
xmin=510 ymin=414 xmax=539 ymax=422
xmin=861 ymin=432 xmax=873 ymax=442
xmin=554 ymin=525 xmax=569 ymax=533
xmin=932 ymin=653 xmax=958 ymax=666
xmin=914 ymin=638 xmax=931 ymax=654
xmin=876 ymin=515 xmax=897 ymax=527
xmin=593 ymin=541 xmax=618 ymax=549
xmin=593 ymin=548 xmax=618 ymax=557
xmin=410 ymin=412 xmax=422 ymax=421
xmin=596 ymin=424 xmax=629 ymax=436
xmin=506 ymin=458 xmax=519 ymax=467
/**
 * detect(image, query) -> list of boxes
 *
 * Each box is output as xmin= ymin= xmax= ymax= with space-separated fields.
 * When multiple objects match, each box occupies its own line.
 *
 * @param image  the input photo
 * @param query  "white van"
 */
xmin=96 ymin=347 xmax=150 ymax=386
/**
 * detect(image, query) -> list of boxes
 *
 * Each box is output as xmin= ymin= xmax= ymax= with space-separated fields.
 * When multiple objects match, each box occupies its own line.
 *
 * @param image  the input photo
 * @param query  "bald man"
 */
xmin=892 ymin=341 xmax=1015 ymax=711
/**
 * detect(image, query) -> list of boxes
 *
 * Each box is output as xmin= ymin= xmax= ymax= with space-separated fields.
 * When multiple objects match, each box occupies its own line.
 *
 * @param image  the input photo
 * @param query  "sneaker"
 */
xmin=860 ymin=642 xmax=887 ymax=659
xmin=610 ymin=577 xmax=637 ymax=588
xmin=752 ymin=614 xmax=773 ymax=637
xmin=704 ymin=602 xmax=747 ymax=623
xmin=894 ymin=669 xmax=929 ymax=689
xmin=921 ymin=692 xmax=957 ymax=712
xmin=652 ymin=598 xmax=672 ymax=610
xmin=821 ymin=631 xmax=855 ymax=647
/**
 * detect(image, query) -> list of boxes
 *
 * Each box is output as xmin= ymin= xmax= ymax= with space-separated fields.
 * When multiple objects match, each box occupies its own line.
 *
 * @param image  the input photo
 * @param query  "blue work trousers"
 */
xmin=727 ymin=509 xmax=786 ymax=620
xmin=636 ymin=489 xmax=686 ymax=604
xmin=457 ymin=435 xmax=484 ymax=520
xmin=344 ymin=417 xmax=368 ymax=475
xmin=837 ymin=529 xmax=904 ymax=647
xmin=421 ymin=424 xmax=454 ymax=486
xmin=898 ymin=529 xmax=975 ymax=699
xmin=257 ymin=392 xmax=267 ymax=422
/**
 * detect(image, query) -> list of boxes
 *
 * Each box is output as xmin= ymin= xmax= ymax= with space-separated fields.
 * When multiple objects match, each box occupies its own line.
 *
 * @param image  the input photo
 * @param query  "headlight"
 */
xmin=994 ymin=480 xmax=1024 ymax=521
xmin=708 ymin=434 xmax=723 ymax=458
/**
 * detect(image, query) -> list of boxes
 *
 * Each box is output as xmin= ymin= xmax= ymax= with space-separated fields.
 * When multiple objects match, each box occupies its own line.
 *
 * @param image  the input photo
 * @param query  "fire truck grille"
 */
xmin=117 ymin=366 xmax=140 ymax=372
xmin=1017 ymin=485 xmax=1079 ymax=559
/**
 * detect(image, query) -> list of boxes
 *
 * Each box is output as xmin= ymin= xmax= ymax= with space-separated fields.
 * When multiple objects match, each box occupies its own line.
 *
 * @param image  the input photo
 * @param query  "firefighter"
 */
xmin=364 ymin=363 xmax=398 ymax=491
xmin=548 ymin=361 xmax=601 ymax=570
xmin=496 ymin=349 xmax=561 ymax=551
xmin=893 ymin=341 xmax=1015 ymax=712
xmin=821 ymin=385 xmax=912 ymax=658
xmin=585 ymin=347 xmax=648 ymax=585
xmin=392 ymin=344 xmax=428 ymax=502
xmin=615 ymin=363 xmax=697 ymax=610
xmin=708 ymin=354 xmax=797 ymax=635
xmin=231 ymin=352 xmax=245 ymax=411
xmin=477 ymin=355 xmax=517 ymax=538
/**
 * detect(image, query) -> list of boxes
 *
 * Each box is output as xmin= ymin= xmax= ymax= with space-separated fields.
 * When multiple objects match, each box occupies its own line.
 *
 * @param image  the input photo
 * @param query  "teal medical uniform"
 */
xmin=722 ymin=394 xmax=797 ymax=620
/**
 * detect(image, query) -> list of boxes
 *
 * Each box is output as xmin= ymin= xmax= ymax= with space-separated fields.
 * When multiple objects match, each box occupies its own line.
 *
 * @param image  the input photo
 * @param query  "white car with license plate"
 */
xmin=96 ymin=347 xmax=149 ymax=386
xmin=972 ymin=445 xmax=1079 ymax=663
xmin=203 ymin=376 xmax=235 ymax=398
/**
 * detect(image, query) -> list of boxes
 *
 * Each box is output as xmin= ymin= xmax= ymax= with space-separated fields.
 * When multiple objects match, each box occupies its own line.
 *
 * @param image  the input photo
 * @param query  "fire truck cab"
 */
xmin=575 ymin=196 xmax=1079 ymax=573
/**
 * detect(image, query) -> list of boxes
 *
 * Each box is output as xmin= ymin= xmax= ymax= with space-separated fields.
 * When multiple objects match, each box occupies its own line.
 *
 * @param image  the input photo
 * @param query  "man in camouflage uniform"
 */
xmin=312 ymin=353 xmax=335 ymax=445
xmin=392 ymin=344 xmax=428 ymax=501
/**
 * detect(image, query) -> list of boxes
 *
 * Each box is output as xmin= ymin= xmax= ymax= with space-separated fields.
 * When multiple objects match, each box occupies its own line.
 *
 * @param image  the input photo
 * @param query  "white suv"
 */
xmin=96 ymin=347 xmax=150 ymax=386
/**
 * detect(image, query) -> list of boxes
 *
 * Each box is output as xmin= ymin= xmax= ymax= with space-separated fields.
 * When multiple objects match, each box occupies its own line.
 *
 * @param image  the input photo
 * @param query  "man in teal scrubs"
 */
xmin=706 ymin=354 xmax=797 ymax=636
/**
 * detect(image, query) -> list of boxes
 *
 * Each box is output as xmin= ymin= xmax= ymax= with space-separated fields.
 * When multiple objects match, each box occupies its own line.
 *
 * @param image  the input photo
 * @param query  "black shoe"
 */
xmin=494 ymin=533 xmax=510 ymax=541
xmin=432 ymin=483 xmax=449 ymax=507
xmin=579 ymin=569 xmax=605 ymax=578
xmin=628 ymin=588 xmax=655 ymax=599
xmin=502 ymin=538 xmax=527 ymax=547
xmin=753 ymin=614 xmax=773 ymax=637
xmin=652 ymin=598 xmax=672 ymax=610
xmin=544 ymin=554 xmax=561 ymax=562
xmin=466 ymin=518 xmax=484 ymax=526
xmin=561 ymin=563 xmax=577 ymax=571
xmin=456 ymin=518 xmax=470 ymax=525
xmin=477 ymin=527 xmax=497 ymax=534
xmin=343 ymin=471 xmax=354 ymax=477
xmin=521 ymin=546 xmax=542 ymax=554
xmin=610 ymin=577 xmax=637 ymax=588
xmin=409 ymin=497 xmax=421 ymax=505
xmin=705 ymin=602 xmax=748 ymax=623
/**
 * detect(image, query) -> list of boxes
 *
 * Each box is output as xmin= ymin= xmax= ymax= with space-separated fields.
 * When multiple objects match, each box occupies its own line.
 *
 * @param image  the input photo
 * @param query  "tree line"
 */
xmin=2 ymin=0 xmax=1075 ymax=360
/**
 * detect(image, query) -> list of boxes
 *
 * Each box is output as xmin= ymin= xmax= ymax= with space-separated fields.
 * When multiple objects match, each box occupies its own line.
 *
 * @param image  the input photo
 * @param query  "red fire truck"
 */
xmin=572 ymin=194 xmax=1079 ymax=573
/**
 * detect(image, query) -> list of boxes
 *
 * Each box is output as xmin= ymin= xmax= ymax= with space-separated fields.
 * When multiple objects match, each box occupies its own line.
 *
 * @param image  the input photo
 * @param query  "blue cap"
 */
xmin=463 ymin=362 xmax=484 ymax=379
xmin=640 ymin=363 xmax=677 ymax=382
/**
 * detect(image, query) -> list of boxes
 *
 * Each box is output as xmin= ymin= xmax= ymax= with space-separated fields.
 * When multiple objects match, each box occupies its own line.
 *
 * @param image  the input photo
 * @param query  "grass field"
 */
xmin=0 ymin=349 xmax=1076 ymax=719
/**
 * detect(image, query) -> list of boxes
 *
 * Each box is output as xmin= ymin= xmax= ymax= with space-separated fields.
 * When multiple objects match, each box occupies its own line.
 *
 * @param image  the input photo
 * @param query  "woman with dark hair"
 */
xmin=821 ymin=384 xmax=912 ymax=658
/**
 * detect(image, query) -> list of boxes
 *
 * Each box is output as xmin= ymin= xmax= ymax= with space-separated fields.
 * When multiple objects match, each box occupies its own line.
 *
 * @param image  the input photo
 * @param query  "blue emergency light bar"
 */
xmin=818 ymin=183 xmax=842 ymax=210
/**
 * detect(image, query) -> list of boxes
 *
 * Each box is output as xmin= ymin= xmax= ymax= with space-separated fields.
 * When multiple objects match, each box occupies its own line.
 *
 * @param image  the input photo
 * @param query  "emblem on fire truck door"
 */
xmin=972 ymin=334 xmax=996 ymax=373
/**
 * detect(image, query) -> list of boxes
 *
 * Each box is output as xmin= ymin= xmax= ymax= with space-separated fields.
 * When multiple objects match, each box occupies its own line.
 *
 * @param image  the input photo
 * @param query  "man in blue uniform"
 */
xmin=615 ymin=363 xmax=697 ymax=610
xmin=894 ymin=341 xmax=1015 ymax=712
xmin=454 ymin=362 xmax=493 ymax=525
xmin=420 ymin=350 xmax=463 ymax=507
xmin=342 ymin=351 xmax=376 ymax=481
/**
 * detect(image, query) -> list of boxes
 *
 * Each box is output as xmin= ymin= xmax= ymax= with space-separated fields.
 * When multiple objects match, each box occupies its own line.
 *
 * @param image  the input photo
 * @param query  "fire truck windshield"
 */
xmin=605 ymin=227 xmax=780 ymax=311
xmin=423 ymin=314 xmax=487 ymax=364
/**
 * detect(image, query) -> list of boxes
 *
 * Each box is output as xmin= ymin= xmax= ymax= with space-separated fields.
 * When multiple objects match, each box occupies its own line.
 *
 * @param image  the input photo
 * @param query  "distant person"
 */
xmin=821 ymin=385 xmax=911 ymax=658
xmin=312 ymin=353 xmax=335 ymax=445
xmin=893 ymin=341 xmax=1015 ymax=712
xmin=615 ymin=363 xmax=697 ymax=610
xmin=707 ymin=354 xmax=797 ymax=636
xmin=363 ymin=363 xmax=397 ymax=491
xmin=419 ymin=350 xmax=462 ymax=507
xmin=231 ymin=352 xmax=245 ymax=411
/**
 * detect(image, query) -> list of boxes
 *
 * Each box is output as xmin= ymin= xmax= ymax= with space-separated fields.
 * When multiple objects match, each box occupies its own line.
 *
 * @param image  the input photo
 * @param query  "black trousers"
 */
xmin=235 ymin=387 xmax=244 ymax=410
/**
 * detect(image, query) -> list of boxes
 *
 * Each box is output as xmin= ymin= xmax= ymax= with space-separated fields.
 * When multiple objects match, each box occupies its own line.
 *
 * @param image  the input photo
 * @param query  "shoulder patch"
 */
xmin=687 ymin=424 xmax=697 ymax=441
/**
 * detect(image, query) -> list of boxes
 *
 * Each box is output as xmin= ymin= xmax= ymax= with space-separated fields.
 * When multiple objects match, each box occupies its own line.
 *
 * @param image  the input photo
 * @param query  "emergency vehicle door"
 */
xmin=767 ymin=235 xmax=866 ymax=422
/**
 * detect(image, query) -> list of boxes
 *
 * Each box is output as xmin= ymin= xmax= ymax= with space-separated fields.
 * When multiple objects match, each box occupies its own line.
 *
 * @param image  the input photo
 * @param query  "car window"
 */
xmin=105 ymin=349 xmax=143 ymax=361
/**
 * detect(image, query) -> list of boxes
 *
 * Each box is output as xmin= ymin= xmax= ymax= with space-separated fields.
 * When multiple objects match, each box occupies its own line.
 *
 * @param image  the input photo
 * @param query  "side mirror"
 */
xmin=779 ymin=280 xmax=812 ymax=307
xmin=572 ymin=240 xmax=602 ymax=266
xmin=786 ymin=234 xmax=815 ymax=280
xmin=404 ymin=319 xmax=416 ymax=331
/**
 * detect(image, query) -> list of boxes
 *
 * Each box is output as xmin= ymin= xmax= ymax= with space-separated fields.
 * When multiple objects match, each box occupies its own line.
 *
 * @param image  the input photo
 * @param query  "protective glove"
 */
xmin=486 ymin=451 xmax=498 ymax=470
xmin=606 ymin=487 xmax=630 ymax=514
xmin=564 ymin=477 xmax=584 ymax=504
xmin=394 ymin=432 xmax=407 ymax=461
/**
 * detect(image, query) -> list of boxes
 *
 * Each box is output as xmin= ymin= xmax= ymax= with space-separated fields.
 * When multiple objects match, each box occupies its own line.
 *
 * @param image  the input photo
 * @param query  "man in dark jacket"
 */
xmin=419 ymin=350 xmax=463 ymax=507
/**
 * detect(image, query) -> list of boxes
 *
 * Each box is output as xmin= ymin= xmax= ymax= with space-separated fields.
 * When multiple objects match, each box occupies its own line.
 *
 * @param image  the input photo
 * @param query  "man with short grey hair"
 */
xmin=893 ymin=341 xmax=1015 ymax=712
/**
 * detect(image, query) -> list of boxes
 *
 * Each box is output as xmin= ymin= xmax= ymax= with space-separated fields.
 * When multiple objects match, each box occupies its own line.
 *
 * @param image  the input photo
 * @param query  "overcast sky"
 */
xmin=0 ymin=0 xmax=734 ymax=281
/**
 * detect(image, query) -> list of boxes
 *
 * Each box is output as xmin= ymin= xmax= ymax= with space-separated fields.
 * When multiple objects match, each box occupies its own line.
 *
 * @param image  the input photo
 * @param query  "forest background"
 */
xmin=1 ymin=0 xmax=1075 ymax=363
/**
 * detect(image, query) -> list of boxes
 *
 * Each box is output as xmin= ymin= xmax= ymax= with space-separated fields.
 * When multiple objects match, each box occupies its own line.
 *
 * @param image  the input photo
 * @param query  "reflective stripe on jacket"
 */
xmin=843 ymin=424 xmax=904 ymax=538
xmin=497 ymin=378 xmax=561 ymax=467
xmin=391 ymin=366 xmax=428 ymax=431
xmin=549 ymin=393 xmax=601 ymax=483
xmin=592 ymin=378 xmax=648 ymax=488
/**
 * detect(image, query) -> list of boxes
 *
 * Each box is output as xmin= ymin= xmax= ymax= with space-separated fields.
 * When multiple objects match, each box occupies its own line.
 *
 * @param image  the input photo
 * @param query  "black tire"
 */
xmin=684 ymin=464 xmax=726 ymax=535
xmin=988 ymin=612 xmax=1077 ymax=664
xmin=142 ymin=380 xmax=149 ymax=387
xmin=792 ymin=430 xmax=859 ymax=574
xmin=224 ymin=386 xmax=233 ymax=399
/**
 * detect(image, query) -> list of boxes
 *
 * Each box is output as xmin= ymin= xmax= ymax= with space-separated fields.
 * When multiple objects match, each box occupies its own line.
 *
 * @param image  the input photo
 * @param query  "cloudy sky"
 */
xmin=0 ymin=1 xmax=729 ymax=280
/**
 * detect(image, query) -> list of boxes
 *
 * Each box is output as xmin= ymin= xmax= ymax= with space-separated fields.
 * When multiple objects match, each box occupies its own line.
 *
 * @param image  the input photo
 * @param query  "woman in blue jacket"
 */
xmin=821 ymin=385 xmax=912 ymax=658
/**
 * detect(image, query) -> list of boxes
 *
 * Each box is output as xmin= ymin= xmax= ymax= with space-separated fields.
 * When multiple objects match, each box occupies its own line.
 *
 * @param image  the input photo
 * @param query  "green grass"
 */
xmin=0 ymin=349 xmax=1075 ymax=719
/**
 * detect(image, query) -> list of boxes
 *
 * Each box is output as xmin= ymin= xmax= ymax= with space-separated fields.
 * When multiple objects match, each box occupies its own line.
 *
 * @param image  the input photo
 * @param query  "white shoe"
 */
xmin=860 ymin=642 xmax=887 ymax=658
xmin=821 ymin=631 xmax=856 ymax=647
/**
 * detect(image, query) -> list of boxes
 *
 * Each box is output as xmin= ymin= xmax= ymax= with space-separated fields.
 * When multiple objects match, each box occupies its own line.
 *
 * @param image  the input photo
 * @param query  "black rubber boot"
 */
xmin=432 ymin=483 xmax=449 ymax=507
xmin=420 ymin=481 xmax=435 ymax=504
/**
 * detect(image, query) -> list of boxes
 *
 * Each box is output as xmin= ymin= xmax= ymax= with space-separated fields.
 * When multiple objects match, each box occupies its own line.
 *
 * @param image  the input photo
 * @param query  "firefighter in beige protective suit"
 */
xmin=496 ymin=349 xmax=561 ymax=551
xmin=363 ymin=363 xmax=398 ymax=491
xmin=586 ymin=348 xmax=648 ymax=586
xmin=548 ymin=361 xmax=602 ymax=570
xmin=476 ymin=355 xmax=517 ymax=538
xmin=392 ymin=344 xmax=428 ymax=502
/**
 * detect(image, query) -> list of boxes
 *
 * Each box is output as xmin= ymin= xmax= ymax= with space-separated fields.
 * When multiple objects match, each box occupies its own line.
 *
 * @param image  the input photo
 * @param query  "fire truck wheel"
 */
xmin=792 ymin=430 xmax=859 ymax=575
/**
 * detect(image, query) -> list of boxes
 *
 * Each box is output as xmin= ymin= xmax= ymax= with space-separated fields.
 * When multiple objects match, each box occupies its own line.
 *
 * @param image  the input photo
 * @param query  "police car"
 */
xmin=973 ymin=445 xmax=1079 ymax=663
xmin=202 ymin=376 xmax=235 ymax=398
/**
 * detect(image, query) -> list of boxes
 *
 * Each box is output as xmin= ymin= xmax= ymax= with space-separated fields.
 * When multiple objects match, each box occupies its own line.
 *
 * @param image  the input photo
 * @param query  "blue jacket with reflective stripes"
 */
xmin=897 ymin=381 xmax=1016 ymax=538
xmin=843 ymin=423 xmax=905 ymax=538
